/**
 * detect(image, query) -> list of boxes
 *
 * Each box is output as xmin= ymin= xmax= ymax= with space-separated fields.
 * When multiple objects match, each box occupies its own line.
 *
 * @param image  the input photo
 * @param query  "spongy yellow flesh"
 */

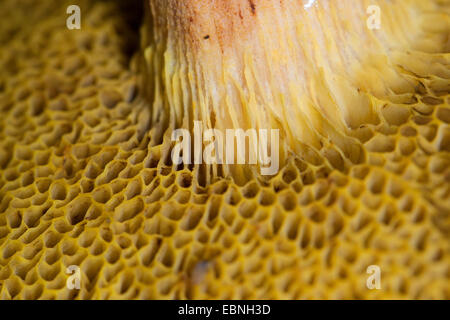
xmin=0 ymin=0 xmax=449 ymax=300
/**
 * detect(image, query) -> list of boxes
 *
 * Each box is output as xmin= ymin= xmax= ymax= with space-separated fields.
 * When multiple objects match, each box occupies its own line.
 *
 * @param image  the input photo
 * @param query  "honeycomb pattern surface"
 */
xmin=0 ymin=0 xmax=449 ymax=299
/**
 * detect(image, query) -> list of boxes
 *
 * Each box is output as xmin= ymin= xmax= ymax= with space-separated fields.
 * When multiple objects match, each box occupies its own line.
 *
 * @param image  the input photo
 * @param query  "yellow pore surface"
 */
xmin=0 ymin=0 xmax=449 ymax=299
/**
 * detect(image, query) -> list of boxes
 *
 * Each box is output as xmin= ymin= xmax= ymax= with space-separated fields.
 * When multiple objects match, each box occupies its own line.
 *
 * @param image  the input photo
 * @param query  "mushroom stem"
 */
xmin=141 ymin=0 xmax=447 ymax=181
